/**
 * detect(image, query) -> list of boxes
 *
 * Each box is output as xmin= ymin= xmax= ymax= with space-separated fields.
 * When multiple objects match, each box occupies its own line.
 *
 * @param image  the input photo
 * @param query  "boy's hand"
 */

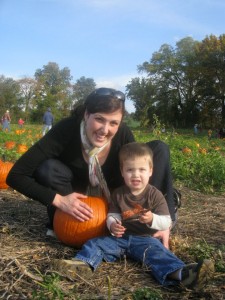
xmin=110 ymin=220 xmax=126 ymax=237
xmin=139 ymin=209 xmax=153 ymax=225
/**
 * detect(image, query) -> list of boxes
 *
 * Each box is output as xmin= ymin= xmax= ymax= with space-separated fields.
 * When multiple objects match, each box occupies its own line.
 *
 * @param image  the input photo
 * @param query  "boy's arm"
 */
xmin=147 ymin=214 xmax=171 ymax=231
xmin=106 ymin=213 xmax=121 ymax=231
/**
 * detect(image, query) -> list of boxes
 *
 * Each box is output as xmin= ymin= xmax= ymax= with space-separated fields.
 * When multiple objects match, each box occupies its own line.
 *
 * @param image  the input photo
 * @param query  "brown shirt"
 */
xmin=109 ymin=184 xmax=170 ymax=236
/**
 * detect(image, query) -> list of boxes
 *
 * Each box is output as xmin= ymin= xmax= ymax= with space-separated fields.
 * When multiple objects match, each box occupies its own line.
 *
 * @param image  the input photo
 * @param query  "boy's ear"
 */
xmin=149 ymin=167 xmax=153 ymax=177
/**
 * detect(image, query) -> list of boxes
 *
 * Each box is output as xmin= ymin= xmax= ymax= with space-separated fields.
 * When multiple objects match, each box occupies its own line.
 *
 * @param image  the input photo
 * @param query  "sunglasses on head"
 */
xmin=92 ymin=88 xmax=125 ymax=102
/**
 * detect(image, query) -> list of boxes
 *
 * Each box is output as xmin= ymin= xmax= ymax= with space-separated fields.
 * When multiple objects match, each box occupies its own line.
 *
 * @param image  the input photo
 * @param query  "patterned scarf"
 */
xmin=80 ymin=120 xmax=111 ymax=202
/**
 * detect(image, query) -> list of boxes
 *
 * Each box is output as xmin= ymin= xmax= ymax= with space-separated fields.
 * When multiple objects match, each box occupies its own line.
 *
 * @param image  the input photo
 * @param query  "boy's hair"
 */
xmin=119 ymin=142 xmax=153 ymax=168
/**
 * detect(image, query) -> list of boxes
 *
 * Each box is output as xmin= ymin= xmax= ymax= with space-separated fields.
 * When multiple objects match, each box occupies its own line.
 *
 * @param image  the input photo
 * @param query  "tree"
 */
xmin=0 ymin=75 xmax=20 ymax=119
xmin=73 ymin=76 xmax=96 ymax=107
xmin=33 ymin=62 xmax=73 ymax=122
xmin=17 ymin=77 xmax=37 ymax=121
xmin=195 ymin=34 xmax=225 ymax=126
xmin=126 ymin=77 xmax=156 ymax=127
xmin=127 ymin=37 xmax=205 ymax=127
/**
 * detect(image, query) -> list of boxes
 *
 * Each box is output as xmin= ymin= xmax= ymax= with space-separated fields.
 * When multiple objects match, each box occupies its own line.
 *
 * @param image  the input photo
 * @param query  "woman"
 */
xmin=6 ymin=88 xmax=175 ymax=247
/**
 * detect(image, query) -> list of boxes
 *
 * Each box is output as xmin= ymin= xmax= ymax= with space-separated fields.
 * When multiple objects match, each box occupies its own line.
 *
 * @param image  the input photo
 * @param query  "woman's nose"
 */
xmin=101 ymin=123 xmax=109 ymax=134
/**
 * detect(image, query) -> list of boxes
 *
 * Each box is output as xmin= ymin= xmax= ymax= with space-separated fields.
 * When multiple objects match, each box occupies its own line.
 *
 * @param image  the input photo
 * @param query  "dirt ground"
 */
xmin=0 ymin=187 xmax=225 ymax=300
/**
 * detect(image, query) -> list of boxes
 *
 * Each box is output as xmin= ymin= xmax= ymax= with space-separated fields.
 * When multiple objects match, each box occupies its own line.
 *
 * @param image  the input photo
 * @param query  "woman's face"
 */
xmin=84 ymin=109 xmax=123 ymax=147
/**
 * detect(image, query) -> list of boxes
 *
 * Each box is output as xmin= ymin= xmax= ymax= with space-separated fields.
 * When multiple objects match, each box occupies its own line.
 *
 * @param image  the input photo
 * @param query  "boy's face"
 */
xmin=121 ymin=156 xmax=153 ymax=195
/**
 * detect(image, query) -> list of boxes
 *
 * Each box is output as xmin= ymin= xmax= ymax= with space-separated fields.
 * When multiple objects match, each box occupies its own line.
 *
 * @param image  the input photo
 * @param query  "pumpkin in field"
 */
xmin=199 ymin=148 xmax=207 ymax=155
xmin=182 ymin=147 xmax=192 ymax=154
xmin=0 ymin=160 xmax=14 ymax=189
xmin=17 ymin=144 xmax=28 ymax=154
xmin=53 ymin=196 xmax=108 ymax=248
xmin=5 ymin=141 xmax=16 ymax=149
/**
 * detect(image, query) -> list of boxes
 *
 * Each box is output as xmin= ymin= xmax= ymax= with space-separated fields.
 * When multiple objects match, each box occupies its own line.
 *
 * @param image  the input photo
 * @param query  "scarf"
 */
xmin=80 ymin=120 xmax=111 ymax=202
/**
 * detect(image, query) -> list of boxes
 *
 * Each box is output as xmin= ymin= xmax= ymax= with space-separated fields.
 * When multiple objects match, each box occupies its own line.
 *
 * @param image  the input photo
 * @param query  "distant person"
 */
xmin=194 ymin=124 xmax=198 ymax=135
xmin=18 ymin=118 xmax=25 ymax=128
xmin=42 ymin=107 xmax=54 ymax=136
xmin=2 ymin=110 xmax=11 ymax=132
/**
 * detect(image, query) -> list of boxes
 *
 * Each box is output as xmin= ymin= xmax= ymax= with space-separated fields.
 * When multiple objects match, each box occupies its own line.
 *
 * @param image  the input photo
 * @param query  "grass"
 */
xmin=1 ymin=123 xmax=225 ymax=194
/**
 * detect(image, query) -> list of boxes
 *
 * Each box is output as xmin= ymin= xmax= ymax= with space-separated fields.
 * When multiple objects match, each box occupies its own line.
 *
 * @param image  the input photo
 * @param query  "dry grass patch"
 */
xmin=0 ymin=188 xmax=225 ymax=299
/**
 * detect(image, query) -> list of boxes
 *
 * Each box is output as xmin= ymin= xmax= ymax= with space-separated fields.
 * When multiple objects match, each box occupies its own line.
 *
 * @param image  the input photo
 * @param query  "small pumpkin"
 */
xmin=0 ymin=160 xmax=14 ymax=189
xmin=214 ymin=146 xmax=220 ymax=151
xmin=198 ymin=148 xmax=207 ymax=155
xmin=53 ymin=196 xmax=108 ymax=248
xmin=5 ymin=141 xmax=16 ymax=149
xmin=182 ymin=147 xmax=192 ymax=154
xmin=17 ymin=144 xmax=28 ymax=154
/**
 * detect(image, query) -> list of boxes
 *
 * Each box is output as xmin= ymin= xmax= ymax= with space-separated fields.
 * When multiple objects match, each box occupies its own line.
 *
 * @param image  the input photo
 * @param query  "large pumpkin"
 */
xmin=53 ymin=196 xmax=108 ymax=248
xmin=0 ymin=160 xmax=14 ymax=189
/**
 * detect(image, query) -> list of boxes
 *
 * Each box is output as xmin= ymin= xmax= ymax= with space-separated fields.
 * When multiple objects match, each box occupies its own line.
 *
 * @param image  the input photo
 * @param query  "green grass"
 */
xmin=1 ymin=123 xmax=225 ymax=194
xmin=133 ymin=128 xmax=225 ymax=194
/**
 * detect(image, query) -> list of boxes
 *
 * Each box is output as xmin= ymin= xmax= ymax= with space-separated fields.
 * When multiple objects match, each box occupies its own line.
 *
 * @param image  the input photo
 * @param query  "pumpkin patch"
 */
xmin=53 ymin=196 xmax=108 ymax=248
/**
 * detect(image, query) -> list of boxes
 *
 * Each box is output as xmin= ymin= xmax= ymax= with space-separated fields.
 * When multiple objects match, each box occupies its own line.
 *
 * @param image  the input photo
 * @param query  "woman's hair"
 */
xmin=119 ymin=142 xmax=153 ymax=169
xmin=72 ymin=87 xmax=125 ymax=118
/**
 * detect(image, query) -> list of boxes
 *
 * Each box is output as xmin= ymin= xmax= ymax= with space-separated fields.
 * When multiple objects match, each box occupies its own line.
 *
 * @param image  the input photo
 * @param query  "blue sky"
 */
xmin=0 ymin=0 xmax=225 ymax=112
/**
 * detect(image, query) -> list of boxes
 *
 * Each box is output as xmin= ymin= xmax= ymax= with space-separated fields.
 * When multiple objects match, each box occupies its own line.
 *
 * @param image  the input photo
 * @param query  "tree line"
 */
xmin=0 ymin=62 xmax=96 ymax=124
xmin=126 ymin=34 xmax=225 ymax=129
xmin=1 ymin=34 xmax=225 ymax=128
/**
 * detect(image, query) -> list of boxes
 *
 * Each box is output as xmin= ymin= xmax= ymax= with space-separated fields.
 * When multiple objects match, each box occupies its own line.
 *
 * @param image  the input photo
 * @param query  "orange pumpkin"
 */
xmin=0 ymin=160 xmax=14 ymax=189
xmin=17 ymin=144 xmax=28 ymax=154
xmin=5 ymin=141 xmax=16 ymax=149
xmin=53 ymin=196 xmax=108 ymax=248
xmin=198 ymin=148 xmax=207 ymax=155
xmin=182 ymin=147 xmax=192 ymax=154
xmin=214 ymin=146 xmax=220 ymax=151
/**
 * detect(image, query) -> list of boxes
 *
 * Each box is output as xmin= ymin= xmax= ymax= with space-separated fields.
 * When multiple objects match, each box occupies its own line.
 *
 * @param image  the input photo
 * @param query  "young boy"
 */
xmin=53 ymin=142 xmax=214 ymax=288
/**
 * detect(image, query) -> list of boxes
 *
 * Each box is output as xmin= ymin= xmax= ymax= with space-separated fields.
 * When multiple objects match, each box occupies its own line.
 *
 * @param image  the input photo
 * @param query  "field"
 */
xmin=0 ymin=124 xmax=225 ymax=299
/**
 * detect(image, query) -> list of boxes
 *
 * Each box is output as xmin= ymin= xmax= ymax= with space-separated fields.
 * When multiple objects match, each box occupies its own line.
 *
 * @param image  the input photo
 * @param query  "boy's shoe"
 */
xmin=181 ymin=259 xmax=214 ymax=289
xmin=51 ymin=259 xmax=93 ymax=279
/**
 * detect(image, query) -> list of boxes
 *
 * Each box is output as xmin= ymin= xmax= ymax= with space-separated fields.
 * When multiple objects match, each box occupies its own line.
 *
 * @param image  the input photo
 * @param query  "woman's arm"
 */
xmin=6 ymin=116 xmax=78 ymax=206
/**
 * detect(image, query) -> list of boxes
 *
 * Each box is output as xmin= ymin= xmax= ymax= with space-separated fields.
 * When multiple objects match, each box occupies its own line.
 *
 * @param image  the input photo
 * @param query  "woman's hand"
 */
xmin=152 ymin=228 xmax=170 ymax=249
xmin=110 ymin=220 xmax=126 ymax=237
xmin=52 ymin=192 xmax=93 ymax=222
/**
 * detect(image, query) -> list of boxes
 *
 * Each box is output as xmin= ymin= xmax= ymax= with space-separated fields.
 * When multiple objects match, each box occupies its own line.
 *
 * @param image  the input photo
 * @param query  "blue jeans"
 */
xmin=75 ymin=235 xmax=185 ymax=286
xmin=2 ymin=120 xmax=10 ymax=132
